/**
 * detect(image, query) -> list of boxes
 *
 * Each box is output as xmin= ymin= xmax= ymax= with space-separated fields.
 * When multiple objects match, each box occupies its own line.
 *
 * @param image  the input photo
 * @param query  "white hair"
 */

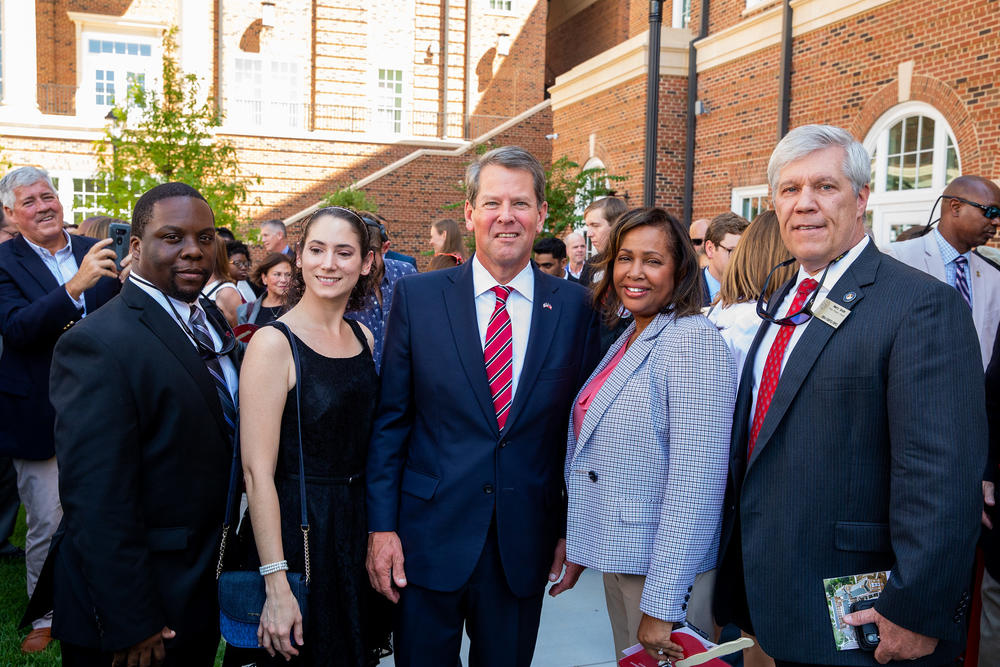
xmin=0 ymin=167 xmax=57 ymax=210
xmin=767 ymin=125 xmax=869 ymax=197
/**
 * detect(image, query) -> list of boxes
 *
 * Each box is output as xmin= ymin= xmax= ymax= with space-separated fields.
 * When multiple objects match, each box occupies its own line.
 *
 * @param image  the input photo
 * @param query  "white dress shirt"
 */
xmin=750 ymin=235 xmax=869 ymax=425
xmin=23 ymin=231 xmax=86 ymax=313
xmin=472 ymin=255 xmax=534 ymax=400
xmin=129 ymin=272 xmax=238 ymax=402
xmin=707 ymin=301 xmax=761 ymax=385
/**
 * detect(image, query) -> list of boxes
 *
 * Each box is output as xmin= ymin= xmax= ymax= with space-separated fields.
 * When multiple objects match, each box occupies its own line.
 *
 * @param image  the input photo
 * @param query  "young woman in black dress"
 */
xmin=230 ymin=206 xmax=388 ymax=666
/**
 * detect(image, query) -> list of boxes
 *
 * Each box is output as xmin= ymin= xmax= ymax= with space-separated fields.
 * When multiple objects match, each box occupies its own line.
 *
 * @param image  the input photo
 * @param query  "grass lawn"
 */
xmin=0 ymin=508 xmax=226 ymax=666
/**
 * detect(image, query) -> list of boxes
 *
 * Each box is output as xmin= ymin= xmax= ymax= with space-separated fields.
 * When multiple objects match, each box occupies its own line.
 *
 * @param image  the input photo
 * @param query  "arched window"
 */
xmin=864 ymin=102 xmax=960 ymax=246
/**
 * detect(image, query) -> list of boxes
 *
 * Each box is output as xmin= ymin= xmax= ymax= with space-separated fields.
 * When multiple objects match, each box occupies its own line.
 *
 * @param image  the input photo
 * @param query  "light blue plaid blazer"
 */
xmin=565 ymin=311 xmax=735 ymax=622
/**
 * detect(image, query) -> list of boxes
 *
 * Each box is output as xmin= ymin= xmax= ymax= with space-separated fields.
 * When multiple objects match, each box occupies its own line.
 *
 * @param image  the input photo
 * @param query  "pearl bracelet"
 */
xmin=259 ymin=560 xmax=289 ymax=576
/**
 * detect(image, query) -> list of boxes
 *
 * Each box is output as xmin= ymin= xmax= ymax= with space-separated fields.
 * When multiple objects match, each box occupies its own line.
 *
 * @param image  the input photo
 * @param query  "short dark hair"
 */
xmin=253 ymin=252 xmax=294 ymax=286
xmin=226 ymin=240 xmax=250 ymax=259
xmin=132 ymin=182 xmax=211 ymax=239
xmin=216 ymin=227 xmax=236 ymax=241
xmin=592 ymin=207 xmax=703 ymax=325
xmin=533 ymin=236 xmax=566 ymax=260
xmin=705 ymin=211 xmax=750 ymax=246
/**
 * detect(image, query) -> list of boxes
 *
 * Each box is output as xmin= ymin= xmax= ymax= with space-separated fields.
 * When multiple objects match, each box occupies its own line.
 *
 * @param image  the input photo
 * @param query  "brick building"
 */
xmin=548 ymin=0 xmax=1000 ymax=246
xmin=0 ymin=0 xmax=552 ymax=261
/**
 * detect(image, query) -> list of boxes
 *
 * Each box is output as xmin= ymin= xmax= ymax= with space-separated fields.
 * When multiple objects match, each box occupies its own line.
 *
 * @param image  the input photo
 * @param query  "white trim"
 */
xmin=731 ymin=184 xmax=769 ymax=217
xmin=742 ymin=0 xmax=780 ymax=16
xmin=694 ymin=0 xmax=902 ymax=73
xmin=549 ymin=27 xmax=690 ymax=111
xmin=66 ymin=12 xmax=167 ymax=34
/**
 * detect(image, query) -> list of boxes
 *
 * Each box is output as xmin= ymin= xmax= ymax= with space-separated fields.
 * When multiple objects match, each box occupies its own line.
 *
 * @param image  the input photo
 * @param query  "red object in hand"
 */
xmin=617 ymin=628 xmax=731 ymax=667
xmin=232 ymin=323 xmax=259 ymax=342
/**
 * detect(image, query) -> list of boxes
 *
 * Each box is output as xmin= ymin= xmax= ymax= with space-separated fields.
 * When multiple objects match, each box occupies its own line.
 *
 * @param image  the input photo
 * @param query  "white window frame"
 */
xmin=864 ymin=101 xmax=960 ymax=246
xmin=671 ymin=0 xmax=691 ymax=29
xmin=486 ymin=0 xmax=514 ymax=15
xmin=731 ymin=184 xmax=769 ymax=221
xmin=49 ymin=173 xmax=109 ymax=225
xmin=226 ymin=55 xmax=305 ymax=131
xmin=78 ymin=30 xmax=159 ymax=118
xmin=371 ymin=67 xmax=406 ymax=136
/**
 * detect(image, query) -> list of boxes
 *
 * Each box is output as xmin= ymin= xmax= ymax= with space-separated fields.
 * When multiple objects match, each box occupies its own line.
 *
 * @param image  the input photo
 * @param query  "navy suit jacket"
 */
xmin=713 ymin=243 xmax=985 ymax=665
xmin=0 ymin=234 xmax=119 ymax=459
xmin=366 ymin=260 xmax=600 ymax=597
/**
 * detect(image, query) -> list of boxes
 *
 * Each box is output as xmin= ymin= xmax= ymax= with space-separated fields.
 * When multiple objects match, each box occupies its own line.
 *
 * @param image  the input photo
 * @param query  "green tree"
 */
xmin=94 ymin=28 xmax=257 ymax=230
xmin=321 ymin=187 xmax=379 ymax=213
xmin=541 ymin=157 xmax=626 ymax=238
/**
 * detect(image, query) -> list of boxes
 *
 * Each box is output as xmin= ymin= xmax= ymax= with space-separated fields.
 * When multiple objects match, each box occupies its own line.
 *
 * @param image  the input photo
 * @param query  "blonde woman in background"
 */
xmin=707 ymin=210 xmax=797 ymax=386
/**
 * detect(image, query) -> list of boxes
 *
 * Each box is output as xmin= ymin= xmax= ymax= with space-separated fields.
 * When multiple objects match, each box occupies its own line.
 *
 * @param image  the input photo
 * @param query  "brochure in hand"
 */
xmin=618 ymin=624 xmax=752 ymax=667
xmin=823 ymin=570 xmax=891 ymax=650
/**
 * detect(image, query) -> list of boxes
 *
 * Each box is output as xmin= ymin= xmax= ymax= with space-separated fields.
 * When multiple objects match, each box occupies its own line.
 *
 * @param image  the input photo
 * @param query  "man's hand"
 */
xmin=637 ymin=614 xmax=683 ymax=662
xmin=843 ymin=607 xmax=937 ymax=664
xmin=984 ymin=480 xmax=995 ymax=529
xmin=111 ymin=626 xmax=174 ymax=667
xmin=548 ymin=538 xmax=584 ymax=596
xmin=65 ymin=238 xmax=117 ymax=300
xmin=366 ymin=531 xmax=407 ymax=603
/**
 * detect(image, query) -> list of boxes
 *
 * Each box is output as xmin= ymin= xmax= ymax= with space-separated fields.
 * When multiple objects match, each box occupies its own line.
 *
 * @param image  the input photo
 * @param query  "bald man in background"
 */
xmin=689 ymin=218 xmax=709 ymax=269
xmin=564 ymin=232 xmax=587 ymax=283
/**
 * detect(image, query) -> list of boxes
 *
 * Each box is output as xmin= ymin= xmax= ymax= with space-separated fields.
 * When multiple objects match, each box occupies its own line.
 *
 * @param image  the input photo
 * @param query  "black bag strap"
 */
xmin=217 ymin=320 xmax=310 ymax=583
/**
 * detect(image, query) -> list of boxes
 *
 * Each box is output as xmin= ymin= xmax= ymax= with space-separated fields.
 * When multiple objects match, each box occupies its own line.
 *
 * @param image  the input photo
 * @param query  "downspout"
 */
xmin=440 ymin=0 xmax=449 ymax=138
xmin=643 ymin=1 xmax=664 ymax=208
xmin=215 ymin=0 xmax=224 ymax=116
xmin=682 ymin=0 xmax=709 ymax=226
xmin=464 ymin=0 xmax=473 ymax=139
xmin=777 ymin=0 xmax=793 ymax=139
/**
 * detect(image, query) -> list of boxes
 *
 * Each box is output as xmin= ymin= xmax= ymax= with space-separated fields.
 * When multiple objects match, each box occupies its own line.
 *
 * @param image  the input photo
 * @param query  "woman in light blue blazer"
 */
xmin=564 ymin=207 xmax=736 ymax=663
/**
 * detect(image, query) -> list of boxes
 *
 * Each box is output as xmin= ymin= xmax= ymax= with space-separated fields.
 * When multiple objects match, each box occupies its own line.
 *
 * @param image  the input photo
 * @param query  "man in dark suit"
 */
xmin=31 ymin=182 xmax=237 ymax=666
xmin=0 ymin=166 xmax=120 ymax=652
xmin=366 ymin=146 xmax=600 ymax=666
xmin=712 ymin=125 xmax=985 ymax=666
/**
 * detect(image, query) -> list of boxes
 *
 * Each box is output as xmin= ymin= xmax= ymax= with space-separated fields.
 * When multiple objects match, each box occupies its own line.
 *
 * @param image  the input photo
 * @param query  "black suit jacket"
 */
xmin=983 ymin=321 xmax=1000 ymax=578
xmin=28 ymin=281 xmax=236 ymax=652
xmin=713 ymin=243 xmax=985 ymax=665
xmin=0 ymin=234 xmax=119 ymax=459
xmin=367 ymin=261 xmax=600 ymax=597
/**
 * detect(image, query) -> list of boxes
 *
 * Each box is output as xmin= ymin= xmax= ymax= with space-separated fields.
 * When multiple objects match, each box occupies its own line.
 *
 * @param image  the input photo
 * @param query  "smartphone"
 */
xmin=108 ymin=222 xmax=131 ymax=270
xmin=850 ymin=599 xmax=880 ymax=651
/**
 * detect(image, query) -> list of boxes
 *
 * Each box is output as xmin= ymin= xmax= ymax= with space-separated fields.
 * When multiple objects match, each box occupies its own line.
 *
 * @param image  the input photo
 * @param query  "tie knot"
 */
xmin=492 ymin=285 xmax=512 ymax=302
xmin=797 ymin=278 xmax=819 ymax=297
xmin=955 ymin=255 xmax=968 ymax=268
xmin=189 ymin=305 xmax=204 ymax=324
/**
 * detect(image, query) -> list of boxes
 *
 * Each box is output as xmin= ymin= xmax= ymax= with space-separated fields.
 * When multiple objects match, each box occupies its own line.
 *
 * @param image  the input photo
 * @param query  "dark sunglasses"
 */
xmin=690 ymin=238 xmax=704 ymax=246
xmin=943 ymin=195 xmax=1000 ymax=220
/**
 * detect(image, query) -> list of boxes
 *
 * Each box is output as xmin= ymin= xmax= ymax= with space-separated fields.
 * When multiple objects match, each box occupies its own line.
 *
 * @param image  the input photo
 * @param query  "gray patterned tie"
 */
xmin=188 ymin=306 xmax=237 ymax=440
xmin=954 ymin=255 xmax=972 ymax=309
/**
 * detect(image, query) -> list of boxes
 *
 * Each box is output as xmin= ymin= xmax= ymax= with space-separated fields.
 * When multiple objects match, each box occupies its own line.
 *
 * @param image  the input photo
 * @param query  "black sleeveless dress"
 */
xmin=223 ymin=319 xmax=390 ymax=666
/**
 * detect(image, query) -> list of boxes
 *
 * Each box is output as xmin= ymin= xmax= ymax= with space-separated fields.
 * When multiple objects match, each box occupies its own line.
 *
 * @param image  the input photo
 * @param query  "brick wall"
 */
xmin=546 ymin=0 xmax=628 ymax=81
xmin=688 ymin=0 xmax=1000 ymax=220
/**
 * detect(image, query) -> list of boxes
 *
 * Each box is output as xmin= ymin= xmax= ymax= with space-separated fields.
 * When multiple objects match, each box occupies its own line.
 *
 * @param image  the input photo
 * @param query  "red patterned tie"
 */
xmin=485 ymin=286 xmax=514 ymax=430
xmin=747 ymin=278 xmax=819 ymax=459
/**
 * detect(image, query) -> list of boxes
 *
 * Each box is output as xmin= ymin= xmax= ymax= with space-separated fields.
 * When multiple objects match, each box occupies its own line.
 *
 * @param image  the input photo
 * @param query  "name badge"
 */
xmin=811 ymin=297 xmax=851 ymax=329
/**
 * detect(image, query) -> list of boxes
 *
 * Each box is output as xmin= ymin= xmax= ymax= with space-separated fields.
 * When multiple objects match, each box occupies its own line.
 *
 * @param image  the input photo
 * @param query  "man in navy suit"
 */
xmin=0 ymin=166 xmax=119 ymax=652
xmin=713 ymin=125 xmax=984 ymax=666
xmin=366 ymin=146 xmax=600 ymax=666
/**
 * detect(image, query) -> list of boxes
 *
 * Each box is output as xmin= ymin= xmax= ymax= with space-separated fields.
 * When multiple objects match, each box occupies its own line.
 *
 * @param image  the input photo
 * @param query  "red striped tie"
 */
xmin=485 ymin=286 xmax=514 ymax=430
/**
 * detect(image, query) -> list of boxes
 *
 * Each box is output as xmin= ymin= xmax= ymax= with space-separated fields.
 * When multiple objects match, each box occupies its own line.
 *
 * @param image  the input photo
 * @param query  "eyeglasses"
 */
xmin=230 ymin=259 xmax=250 ymax=269
xmin=942 ymin=195 xmax=1000 ymax=220
xmin=690 ymin=238 xmax=704 ymax=246
xmin=755 ymin=251 xmax=846 ymax=326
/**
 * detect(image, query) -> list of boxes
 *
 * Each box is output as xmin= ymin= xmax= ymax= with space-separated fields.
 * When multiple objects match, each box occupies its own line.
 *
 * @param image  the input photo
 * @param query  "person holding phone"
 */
xmin=0 ymin=166 xmax=120 ymax=652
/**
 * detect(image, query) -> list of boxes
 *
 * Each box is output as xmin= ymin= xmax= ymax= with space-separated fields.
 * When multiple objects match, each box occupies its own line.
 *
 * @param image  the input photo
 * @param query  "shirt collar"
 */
xmin=23 ymin=230 xmax=72 ymax=259
xmin=932 ymin=227 xmax=970 ymax=264
xmin=792 ymin=234 xmax=870 ymax=293
xmin=472 ymin=254 xmax=534 ymax=303
xmin=129 ymin=271 xmax=206 ymax=322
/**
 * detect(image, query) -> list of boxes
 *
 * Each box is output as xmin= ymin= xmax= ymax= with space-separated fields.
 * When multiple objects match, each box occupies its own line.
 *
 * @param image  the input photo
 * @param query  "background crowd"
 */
xmin=0 ymin=124 xmax=998 ymax=667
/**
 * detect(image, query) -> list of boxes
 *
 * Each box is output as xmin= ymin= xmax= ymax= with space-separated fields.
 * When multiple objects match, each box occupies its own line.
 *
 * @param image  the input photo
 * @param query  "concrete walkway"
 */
xmin=381 ymin=567 xmax=618 ymax=667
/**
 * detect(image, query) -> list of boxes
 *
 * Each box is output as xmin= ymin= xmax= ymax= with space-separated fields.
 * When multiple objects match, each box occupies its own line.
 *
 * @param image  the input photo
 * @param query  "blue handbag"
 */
xmin=216 ymin=321 xmax=311 ymax=648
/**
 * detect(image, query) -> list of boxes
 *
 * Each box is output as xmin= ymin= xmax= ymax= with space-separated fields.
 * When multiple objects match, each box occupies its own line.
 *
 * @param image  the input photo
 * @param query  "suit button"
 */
xmin=499 ymin=440 xmax=507 ymax=448
xmin=588 ymin=471 xmax=598 ymax=482
xmin=687 ymin=585 xmax=693 ymax=592
xmin=684 ymin=594 xmax=690 ymax=601
xmin=681 ymin=603 xmax=687 ymax=611
xmin=954 ymin=615 xmax=962 ymax=623
xmin=483 ymin=484 xmax=494 ymax=494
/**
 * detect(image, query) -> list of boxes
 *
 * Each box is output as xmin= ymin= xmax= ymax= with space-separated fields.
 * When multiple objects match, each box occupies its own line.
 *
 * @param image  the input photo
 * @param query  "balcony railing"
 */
xmin=38 ymin=84 xmax=77 ymax=116
xmin=226 ymin=99 xmax=509 ymax=140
